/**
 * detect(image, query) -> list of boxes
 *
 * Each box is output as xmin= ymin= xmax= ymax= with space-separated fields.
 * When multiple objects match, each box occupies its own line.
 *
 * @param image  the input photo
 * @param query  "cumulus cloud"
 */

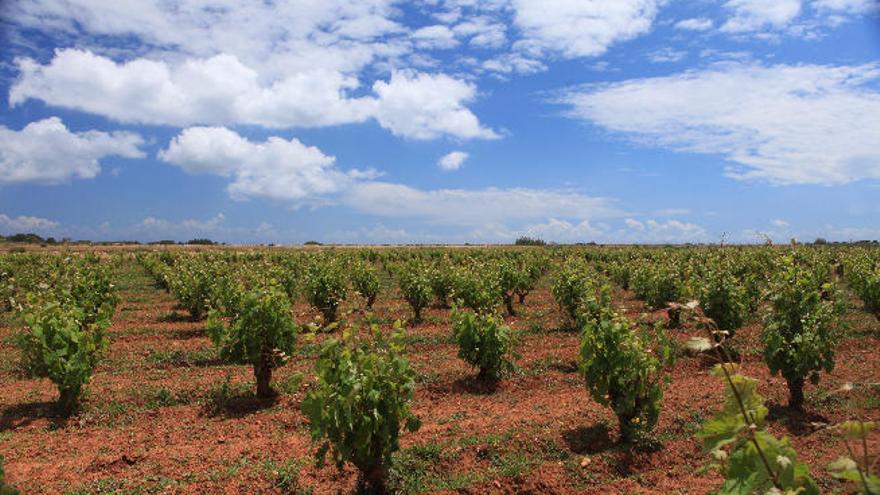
xmin=720 ymin=0 xmax=802 ymax=32
xmin=648 ymin=48 xmax=686 ymax=63
xmin=812 ymin=0 xmax=880 ymax=14
xmin=560 ymin=62 xmax=880 ymax=184
xmin=129 ymin=213 xmax=276 ymax=242
xmin=619 ymin=218 xmax=710 ymax=243
xmin=159 ymin=127 xmax=375 ymax=202
xmin=452 ymin=17 xmax=508 ymax=49
xmin=343 ymin=182 xmax=618 ymax=227
xmin=511 ymin=0 xmax=659 ymax=58
xmin=2 ymin=0 xmax=403 ymax=78
xmin=372 ymin=70 xmax=499 ymax=139
xmin=412 ymin=25 xmax=459 ymax=49
xmin=438 ymin=151 xmax=469 ymax=171
xmin=0 ymin=213 xmax=60 ymax=231
xmin=11 ymin=50 xmax=497 ymax=140
xmin=675 ymin=18 xmax=714 ymax=31
xmin=0 ymin=117 xmax=144 ymax=184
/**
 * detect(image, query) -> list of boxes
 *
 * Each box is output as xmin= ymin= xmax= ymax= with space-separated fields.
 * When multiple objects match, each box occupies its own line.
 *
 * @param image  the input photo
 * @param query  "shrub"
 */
xmin=496 ymin=260 xmax=524 ymax=316
xmin=351 ymin=262 xmax=380 ymax=310
xmin=698 ymin=364 xmax=818 ymax=495
xmin=303 ymin=258 xmax=348 ymax=325
xmin=631 ymin=262 xmax=681 ymax=309
xmin=396 ymin=261 xmax=433 ymax=323
xmin=697 ymin=267 xmax=749 ymax=336
xmin=579 ymin=313 xmax=672 ymax=442
xmin=301 ymin=326 xmax=420 ymax=493
xmin=514 ymin=236 xmax=546 ymax=246
xmin=828 ymin=421 xmax=880 ymax=494
xmin=451 ymin=308 xmax=517 ymax=383
xmin=552 ymin=262 xmax=590 ymax=326
xmin=168 ymin=261 xmax=212 ymax=320
xmin=450 ymin=266 xmax=501 ymax=314
xmin=762 ymin=256 xmax=842 ymax=410
xmin=429 ymin=265 xmax=455 ymax=309
xmin=552 ymin=261 xmax=612 ymax=328
xmin=207 ymin=287 xmax=298 ymax=398
xmin=18 ymin=299 xmax=111 ymax=415
xmin=513 ymin=256 xmax=548 ymax=304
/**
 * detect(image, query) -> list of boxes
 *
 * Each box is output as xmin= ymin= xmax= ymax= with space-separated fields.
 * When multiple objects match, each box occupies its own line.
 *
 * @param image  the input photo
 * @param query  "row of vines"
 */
xmin=1 ymin=245 xmax=878 ymax=493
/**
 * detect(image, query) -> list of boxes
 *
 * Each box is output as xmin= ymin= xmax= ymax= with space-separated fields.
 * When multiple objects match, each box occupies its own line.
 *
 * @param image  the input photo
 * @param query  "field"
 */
xmin=1 ymin=245 xmax=878 ymax=494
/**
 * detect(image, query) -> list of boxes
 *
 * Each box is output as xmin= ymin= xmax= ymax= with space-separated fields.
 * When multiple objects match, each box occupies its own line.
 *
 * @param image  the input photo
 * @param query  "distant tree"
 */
xmin=304 ymin=240 xmax=322 ymax=246
xmin=514 ymin=236 xmax=546 ymax=246
xmin=186 ymin=238 xmax=215 ymax=245
xmin=814 ymin=238 xmax=828 ymax=245
xmin=7 ymin=233 xmax=46 ymax=244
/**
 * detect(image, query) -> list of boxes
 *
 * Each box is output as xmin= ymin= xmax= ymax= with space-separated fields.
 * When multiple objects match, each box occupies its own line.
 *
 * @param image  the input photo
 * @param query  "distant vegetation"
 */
xmin=513 ymin=236 xmax=546 ymax=246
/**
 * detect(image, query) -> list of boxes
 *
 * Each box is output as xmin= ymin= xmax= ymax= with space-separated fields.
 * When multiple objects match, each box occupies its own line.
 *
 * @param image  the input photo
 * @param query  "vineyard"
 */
xmin=0 ymin=245 xmax=878 ymax=494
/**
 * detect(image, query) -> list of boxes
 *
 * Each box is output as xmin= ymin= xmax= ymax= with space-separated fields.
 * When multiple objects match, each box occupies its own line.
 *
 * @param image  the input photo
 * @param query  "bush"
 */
xmin=351 ymin=262 xmax=380 ymax=310
xmin=301 ymin=326 xmax=420 ymax=493
xmin=207 ymin=287 xmax=298 ymax=398
xmin=552 ymin=261 xmax=591 ymax=326
xmin=450 ymin=266 xmax=501 ymax=314
xmin=762 ymin=256 xmax=842 ymax=410
xmin=303 ymin=258 xmax=348 ymax=325
xmin=580 ymin=313 xmax=672 ymax=442
xmin=697 ymin=267 xmax=749 ymax=336
xmin=168 ymin=261 xmax=212 ymax=320
xmin=451 ymin=308 xmax=517 ymax=383
xmin=429 ymin=265 xmax=455 ymax=309
xmin=698 ymin=364 xmax=818 ymax=495
xmin=552 ymin=261 xmax=612 ymax=328
xmin=396 ymin=261 xmax=433 ymax=323
xmin=514 ymin=236 xmax=546 ymax=246
xmin=18 ymin=298 xmax=111 ymax=415
xmin=631 ymin=262 xmax=681 ymax=309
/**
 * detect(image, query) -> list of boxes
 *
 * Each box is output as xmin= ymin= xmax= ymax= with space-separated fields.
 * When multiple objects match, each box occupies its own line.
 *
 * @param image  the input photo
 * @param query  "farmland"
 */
xmin=0 ymin=244 xmax=878 ymax=494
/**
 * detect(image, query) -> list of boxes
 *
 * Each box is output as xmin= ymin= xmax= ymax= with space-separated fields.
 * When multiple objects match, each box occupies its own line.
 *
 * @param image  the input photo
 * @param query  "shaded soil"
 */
xmin=1 ymin=259 xmax=878 ymax=494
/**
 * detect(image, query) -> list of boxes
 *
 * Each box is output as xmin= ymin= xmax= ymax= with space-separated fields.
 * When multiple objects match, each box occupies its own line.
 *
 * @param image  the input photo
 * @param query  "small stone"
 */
xmin=580 ymin=456 xmax=591 ymax=468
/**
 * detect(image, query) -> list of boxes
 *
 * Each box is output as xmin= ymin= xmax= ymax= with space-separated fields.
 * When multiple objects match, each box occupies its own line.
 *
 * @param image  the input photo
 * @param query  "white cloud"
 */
xmin=344 ymin=182 xmax=618 ymax=227
xmin=620 ymin=218 xmax=710 ymax=243
xmin=452 ymin=17 xmax=507 ymax=49
xmin=413 ymin=25 xmax=459 ymax=49
xmin=159 ymin=127 xmax=373 ymax=202
xmin=480 ymin=53 xmax=546 ymax=75
xmin=438 ymin=151 xmax=469 ymax=171
xmin=511 ymin=0 xmax=659 ymax=58
xmin=721 ymin=0 xmax=802 ymax=32
xmin=813 ymin=0 xmax=880 ymax=14
xmin=11 ymin=50 xmax=497 ymax=141
xmin=561 ymin=62 xmax=880 ymax=185
xmin=2 ymin=0 xmax=404 ymax=78
xmin=372 ymin=70 xmax=499 ymax=139
xmin=0 ymin=117 xmax=144 ymax=184
xmin=771 ymin=218 xmax=790 ymax=227
xmin=0 ymin=213 xmax=60 ymax=231
xmin=648 ymin=47 xmax=686 ymax=63
xmin=511 ymin=217 xmax=710 ymax=244
xmin=675 ymin=18 xmax=714 ymax=31
xmin=129 ymin=213 xmax=277 ymax=242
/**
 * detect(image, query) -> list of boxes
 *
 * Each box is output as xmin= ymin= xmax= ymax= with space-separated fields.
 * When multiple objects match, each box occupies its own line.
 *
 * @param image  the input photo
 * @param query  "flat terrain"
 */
xmin=1 ymin=257 xmax=878 ymax=494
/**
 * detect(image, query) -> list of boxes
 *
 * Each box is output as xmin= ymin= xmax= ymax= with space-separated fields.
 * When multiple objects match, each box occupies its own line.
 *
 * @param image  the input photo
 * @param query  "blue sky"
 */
xmin=1 ymin=0 xmax=879 ymax=244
